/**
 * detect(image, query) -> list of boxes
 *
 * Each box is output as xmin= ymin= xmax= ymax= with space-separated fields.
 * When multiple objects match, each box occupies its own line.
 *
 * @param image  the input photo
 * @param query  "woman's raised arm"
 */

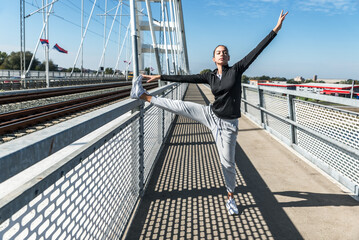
xmin=273 ymin=10 xmax=289 ymax=33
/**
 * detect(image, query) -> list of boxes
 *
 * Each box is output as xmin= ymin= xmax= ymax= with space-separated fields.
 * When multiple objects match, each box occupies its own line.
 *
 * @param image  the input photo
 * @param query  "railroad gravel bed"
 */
xmin=0 ymin=95 xmax=129 ymax=144
xmin=0 ymin=86 xmax=131 ymax=114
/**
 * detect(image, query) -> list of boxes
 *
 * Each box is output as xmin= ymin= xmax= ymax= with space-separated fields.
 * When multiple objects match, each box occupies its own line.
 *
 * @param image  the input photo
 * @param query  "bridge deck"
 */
xmin=125 ymin=84 xmax=359 ymax=240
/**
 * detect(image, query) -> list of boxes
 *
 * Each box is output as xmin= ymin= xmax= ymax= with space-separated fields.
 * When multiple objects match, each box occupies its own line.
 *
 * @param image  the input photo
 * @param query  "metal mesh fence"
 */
xmin=263 ymin=92 xmax=291 ymax=140
xmin=244 ymin=88 xmax=261 ymax=122
xmin=0 ymin=122 xmax=140 ymax=240
xmin=295 ymin=100 xmax=359 ymax=150
xmin=0 ymin=83 xmax=188 ymax=240
xmin=241 ymin=84 xmax=359 ymax=195
xmin=144 ymin=105 xmax=163 ymax=182
xmin=295 ymin=100 xmax=359 ymax=186
xmin=143 ymin=84 xmax=187 ymax=183
xmin=265 ymin=115 xmax=291 ymax=141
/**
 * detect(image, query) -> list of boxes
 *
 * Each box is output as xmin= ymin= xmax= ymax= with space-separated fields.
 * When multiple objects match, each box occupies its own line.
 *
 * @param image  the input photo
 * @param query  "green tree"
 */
xmin=287 ymin=79 xmax=299 ymax=84
xmin=259 ymin=75 xmax=270 ymax=80
xmin=341 ymin=79 xmax=359 ymax=85
xmin=200 ymin=69 xmax=211 ymax=74
xmin=144 ymin=67 xmax=150 ymax=75
xmin=0 ymin=51 xmax=40 ymax=70
xmin=241 ymin=74 xmax=249 ymax=83
xmin=0 ymin=51 xmax=7 ymax=66
xmin=105 ymin=67 xmax=114 ymax=74
xmin=35 ymin=60 xmax=58 ymax=71
xmin=271 ymin=77 xmax=287 ymax=81
xmin=66 ymin=67 xmax=81 ymax=72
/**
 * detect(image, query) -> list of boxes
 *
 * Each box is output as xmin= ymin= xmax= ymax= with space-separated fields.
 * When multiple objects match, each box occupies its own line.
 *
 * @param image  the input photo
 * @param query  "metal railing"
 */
xmin=241 ymin=84 xmax=359 ymax=197
xmin=0 ymin=69 xmax=119 ymax=79
xmin=0 ymin=77 xmax=130 ymax=91
xmin=0 ymin=82 xmax=188 ymax=239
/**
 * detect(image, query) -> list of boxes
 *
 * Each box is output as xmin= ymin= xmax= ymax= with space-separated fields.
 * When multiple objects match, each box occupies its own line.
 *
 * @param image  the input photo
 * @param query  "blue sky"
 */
xmin=1 ymin=0 xmax=359 ymax=79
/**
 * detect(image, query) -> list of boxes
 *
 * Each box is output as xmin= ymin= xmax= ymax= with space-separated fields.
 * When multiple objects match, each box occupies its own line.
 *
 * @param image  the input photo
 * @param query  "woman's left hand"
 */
xmin=273 ymin=10 xmax=288 ymax=33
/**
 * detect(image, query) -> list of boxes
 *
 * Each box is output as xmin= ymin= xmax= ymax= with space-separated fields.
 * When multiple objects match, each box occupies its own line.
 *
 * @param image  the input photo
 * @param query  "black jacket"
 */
xmin=161 ymin=30 xmax=277 ymax=119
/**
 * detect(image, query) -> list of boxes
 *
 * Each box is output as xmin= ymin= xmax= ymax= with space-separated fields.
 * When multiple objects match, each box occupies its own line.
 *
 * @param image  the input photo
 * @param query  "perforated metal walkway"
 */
xmin=124 ymin=84 xmax=359 ymax=240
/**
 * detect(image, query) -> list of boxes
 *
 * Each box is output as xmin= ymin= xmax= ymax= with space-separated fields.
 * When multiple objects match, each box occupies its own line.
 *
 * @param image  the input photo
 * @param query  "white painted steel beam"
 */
xmin=139 ymin=20 xmax=176 ymax=31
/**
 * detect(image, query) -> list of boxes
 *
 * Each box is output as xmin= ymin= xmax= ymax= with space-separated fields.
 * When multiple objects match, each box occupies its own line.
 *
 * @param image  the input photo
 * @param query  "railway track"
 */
xmin=0 ymin=82 xmax=131 ymax=105
xmin=0 ymin=82 xmax=157 ymax=142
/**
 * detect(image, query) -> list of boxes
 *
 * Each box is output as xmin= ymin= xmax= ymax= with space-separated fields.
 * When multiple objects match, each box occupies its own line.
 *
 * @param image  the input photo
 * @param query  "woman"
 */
xmin=131 ymin=10 xmax=288 ymax=215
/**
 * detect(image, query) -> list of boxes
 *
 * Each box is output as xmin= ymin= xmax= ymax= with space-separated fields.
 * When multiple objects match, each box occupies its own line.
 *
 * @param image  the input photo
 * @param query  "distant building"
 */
xmin=256 ymin=82 xmax=359 ymax=98
xmin=296 ymin=83 xmax=359 ymax=98
xmin=294 ymin=76 xmax=304 ymax=82
xmin=258 ymin=82 xmax=296 ymax=90
xmin=249 ymin=79 xmax=271 ymax=85
xmin=316 ymin=78 xmax=347 ymax=84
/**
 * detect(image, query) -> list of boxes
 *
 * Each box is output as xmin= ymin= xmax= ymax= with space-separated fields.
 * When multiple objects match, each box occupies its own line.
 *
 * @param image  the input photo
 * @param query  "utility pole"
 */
xmin=103 ymin=0 xmax=107 ymax=76
xmin=81 ymin=0 xmax=84 ymax=76
xmin=20 ymin=0 xmax=26 ymax=82
xmin=43 ymin=0 xmax=50 ymax=88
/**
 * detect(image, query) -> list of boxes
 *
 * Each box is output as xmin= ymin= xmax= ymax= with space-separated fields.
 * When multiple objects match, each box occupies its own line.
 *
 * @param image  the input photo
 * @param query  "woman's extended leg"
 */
xmin=148 ymin=94 xmax=212 ymax=128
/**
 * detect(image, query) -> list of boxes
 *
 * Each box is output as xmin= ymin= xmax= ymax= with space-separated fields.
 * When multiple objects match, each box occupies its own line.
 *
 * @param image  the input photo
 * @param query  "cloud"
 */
xmin=296 ymin=0 xmax=358 ymax=14
xmin=206 ymin=0 xmax=231 ymax=8
xmin=205 ymin=0 xmax=358 ymax=16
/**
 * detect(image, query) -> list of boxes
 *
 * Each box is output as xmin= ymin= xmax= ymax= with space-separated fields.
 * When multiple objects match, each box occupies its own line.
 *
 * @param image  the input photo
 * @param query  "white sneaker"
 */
xmin=226 ymin=197 xmax=239 ymax=215
xmin=130 ymin=75 xmax=148 ymax=99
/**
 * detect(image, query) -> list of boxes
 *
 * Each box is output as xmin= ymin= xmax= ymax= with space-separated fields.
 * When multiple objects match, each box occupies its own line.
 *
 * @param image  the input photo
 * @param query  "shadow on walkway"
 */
xmin=125 ymin=84 xmax=306 ymax=239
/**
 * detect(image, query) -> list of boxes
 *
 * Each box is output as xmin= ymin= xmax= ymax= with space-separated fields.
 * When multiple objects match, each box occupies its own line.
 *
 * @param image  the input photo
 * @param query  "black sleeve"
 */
xmin=233 ymin=30 xmax=277 ymax=73
xmin=161 ymin=73 xmax=209 ymax=84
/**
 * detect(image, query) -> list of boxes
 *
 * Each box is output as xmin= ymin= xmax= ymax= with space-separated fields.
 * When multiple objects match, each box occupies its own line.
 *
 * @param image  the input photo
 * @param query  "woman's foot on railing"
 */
xmin=130 ymin=75 xmax=149 ymax=99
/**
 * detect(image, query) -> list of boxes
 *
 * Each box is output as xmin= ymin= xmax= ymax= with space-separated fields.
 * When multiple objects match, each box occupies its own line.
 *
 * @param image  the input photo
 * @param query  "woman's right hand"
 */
xmin=273 ymin=10 xmax=288 ymax=33
xmin=142 ymin=74 xmax=161 ymax=83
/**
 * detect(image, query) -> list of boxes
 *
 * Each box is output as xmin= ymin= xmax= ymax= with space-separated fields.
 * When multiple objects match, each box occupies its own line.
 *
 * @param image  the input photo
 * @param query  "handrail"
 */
xmin=0 ymin=83 xmax=187 ymax=231
xmin=243 ymin=83 xmax=358 ymax=108
xmin=241 ymin=83 xmax=359 ymax=198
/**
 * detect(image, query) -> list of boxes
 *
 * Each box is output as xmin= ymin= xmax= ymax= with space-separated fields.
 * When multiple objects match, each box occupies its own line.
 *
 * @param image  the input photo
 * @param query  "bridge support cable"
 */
xmin=81 ymin=0 xmax=84 ymax=76
xmin=20 ymin=0 xmax=26 ymax=80
xmin=70 ymin=0 xmax=98 ymax=77
xmin=160 ymin=0 xmax=170 ymax=75
xmin=43 ymin=0 xmax=50 ymax=88
xmin=175 ymin=0 xmax=189 ymax=74
xmin=164 ymin=2 xmax=176 ymax=75
xmin=112 ymin=0 xmax=124 ymax=76
xmin=113 ymin=23 xmax=130 ymax=76
xmin=96 ymin=1 xmax=122 ymax=75
xmin=144 ymin=0 xmax=162 ymax=77
xmin=168 ymin=0 xmax=179 ymax=74
xmin=25 ymin=0 xmax=56 ymax=78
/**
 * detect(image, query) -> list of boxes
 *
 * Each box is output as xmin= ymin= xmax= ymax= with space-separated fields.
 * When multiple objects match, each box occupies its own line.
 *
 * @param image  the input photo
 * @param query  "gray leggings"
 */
xmin=151 ymin=96 xmax=238 ymax=193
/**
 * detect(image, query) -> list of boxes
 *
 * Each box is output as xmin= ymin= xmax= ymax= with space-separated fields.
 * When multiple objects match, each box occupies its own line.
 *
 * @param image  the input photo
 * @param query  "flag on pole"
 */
xmin=53 ymin=44 xmax=68 ymax=54
xmin=40 ymin=39 xmax=49 ymax=46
